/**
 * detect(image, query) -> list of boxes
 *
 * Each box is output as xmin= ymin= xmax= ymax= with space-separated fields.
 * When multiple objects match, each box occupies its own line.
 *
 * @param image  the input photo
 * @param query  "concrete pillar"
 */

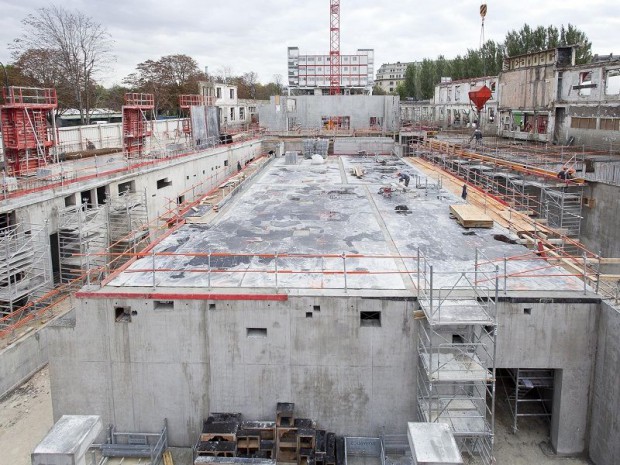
xmin=550 ymin=367 xmax=590 ymax=454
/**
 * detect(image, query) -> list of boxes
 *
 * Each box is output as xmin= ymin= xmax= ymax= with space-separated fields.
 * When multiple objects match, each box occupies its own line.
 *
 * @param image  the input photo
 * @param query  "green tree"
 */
xmin=418 ymin=59 xmax=436 ymax=99
xmin=404 ymin=64 xmax=417 ymax=99
xmin=505 ymin=23 xmax=592 ymax=63
xmin=372 ymin=84 xmax=387 ymax=95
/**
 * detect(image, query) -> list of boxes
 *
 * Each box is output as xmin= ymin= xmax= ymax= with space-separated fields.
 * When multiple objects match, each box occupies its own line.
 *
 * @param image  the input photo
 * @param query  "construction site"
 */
xmin=1 ymin=2 xmax=620 ymax=465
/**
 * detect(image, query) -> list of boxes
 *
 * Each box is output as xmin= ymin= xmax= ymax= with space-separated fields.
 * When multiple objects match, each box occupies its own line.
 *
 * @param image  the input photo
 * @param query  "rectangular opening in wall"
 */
xmin=524 ymin=307 xmax=532 ymax=315
xmin=157 ymin=178 xmax=172 ymax=189
xmin=118 ymin=180 xmax=135 ymax=195
xmin=452 ymin=334 xmax=465 ymax=344
xmin=64 ymin=194 xmax=76 ymax=207
xmin=80 ymin=190 xmax=93 ymax=209
xmin=247 ymin=328 xmax=267 ymax=338
xmin=224 ymin=160 xmax=229 ymax=167
xmin=605 ymin=70 xmax=620 ymax=95
xmin=306 ymin=312 xmax=313 ymax=318
xmin=177 ymin=195 xmax=185 ymax=205
xmin=313 ymin=305 xmax=321 ymax=312
xmin=209 ymin=303 xmax=216 ymax=310
xmin=154 ymin=300 xmax=174 ymax=310
xmin=360 ymin=311 xmax=381 ymax=327
xmin=96 ymin=186 xmax=108 ymax=206
xmin=115 ymin=306 xmax=131 ymax=322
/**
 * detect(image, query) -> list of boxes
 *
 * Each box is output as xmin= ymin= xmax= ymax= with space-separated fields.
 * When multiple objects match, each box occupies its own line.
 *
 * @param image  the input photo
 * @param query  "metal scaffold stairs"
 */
xmin=0 ymin=223 xmax=52 ymax=329
xmin=108 ymin=191 xmax=150 ymax=270
xmin=416 ymin=249 xmax=498 ymax=465
xmin=541 ymin=184 xmax=584 ymax=254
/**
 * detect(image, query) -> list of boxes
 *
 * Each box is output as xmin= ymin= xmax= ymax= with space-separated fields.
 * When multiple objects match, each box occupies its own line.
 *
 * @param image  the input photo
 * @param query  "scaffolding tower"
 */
xmin=58 ymin=205 xmax=109 ymax=285
xmin=108 ymin=191 xmax=150 ymax=270
xmin=501 ymin=368 xmax=554 ymax=433
xmin=122 ymin=93 xmax=154 ymax=158
xmin=0 ymin=86 xmax=58 ymax=176
xmin=416 ymin=251 xmax=498 ymax=464
xmin=541 ymin=185 xmax=584 ymax=253
xmin=0 ymin=223 xmax=52 ymax=328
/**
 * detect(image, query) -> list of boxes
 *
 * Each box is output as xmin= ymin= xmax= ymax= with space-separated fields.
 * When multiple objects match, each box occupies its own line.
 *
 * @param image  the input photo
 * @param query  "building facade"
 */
xmin=375 ymin=62 xmax=415 ymax=94
xmin=287 ymin=47 xmax=374 ymax=95
xmin=198 ymin=81 xmax=262 ymax=128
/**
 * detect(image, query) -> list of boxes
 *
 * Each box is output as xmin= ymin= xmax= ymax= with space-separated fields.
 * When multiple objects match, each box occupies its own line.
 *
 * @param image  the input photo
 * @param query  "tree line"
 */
xmin=4 ymin=5 xmax=284 ymax=123
xmin=381 ymin=23 xmax=592 ymax=101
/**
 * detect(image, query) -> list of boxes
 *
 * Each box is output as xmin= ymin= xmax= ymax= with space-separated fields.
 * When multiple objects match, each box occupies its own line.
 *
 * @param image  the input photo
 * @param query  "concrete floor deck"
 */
xmin=106 ymin=155 xmax=586 ymax=294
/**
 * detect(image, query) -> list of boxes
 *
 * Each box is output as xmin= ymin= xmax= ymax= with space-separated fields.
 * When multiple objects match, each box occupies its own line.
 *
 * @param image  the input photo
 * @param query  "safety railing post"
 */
xmin=151 ymin=248 xmax=156 ymax=289
xmin=207 ymin=250 xmax=211 ymax=289
xmin=503 ymin=255 xmax=508 ymax=294
xmin=417 ymin=247 xmax=420 ymax=294
xmin=429 ymin=265 xmax=433 ymax=316
xmin=342 ymin=252 xmax=348 ymax=293
xmin=583 ymin=252 xmax=588 ymax=295
xmin=595 ymin=251 xmax=601 ymax=294
xmin=275 ymin=253 xmax=279 ymax=292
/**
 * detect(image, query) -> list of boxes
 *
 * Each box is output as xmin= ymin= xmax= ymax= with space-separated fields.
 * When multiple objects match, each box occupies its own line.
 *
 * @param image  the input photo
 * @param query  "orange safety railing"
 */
xmin=2 ymin=86 xmax=57 ymax=107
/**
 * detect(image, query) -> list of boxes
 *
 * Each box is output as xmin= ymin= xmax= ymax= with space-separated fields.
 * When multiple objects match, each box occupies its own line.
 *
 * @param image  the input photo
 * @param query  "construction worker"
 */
xmin=397 ymin=172 xmax=410 ymax=187
xmin=237 ymin=161 xmax=242 ymax=172
xmin=461 ymin=184 xmax=468 ymax=200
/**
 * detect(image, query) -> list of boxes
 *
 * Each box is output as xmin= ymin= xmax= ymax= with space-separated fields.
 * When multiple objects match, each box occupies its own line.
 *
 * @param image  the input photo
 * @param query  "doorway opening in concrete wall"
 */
xmin=496 ymin=368 xmax=554 ymax=434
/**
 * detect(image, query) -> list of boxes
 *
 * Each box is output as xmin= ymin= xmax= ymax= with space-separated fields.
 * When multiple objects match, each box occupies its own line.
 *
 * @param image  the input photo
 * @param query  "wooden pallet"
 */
xmin=450 ymin=204 xmax=494 ymax=228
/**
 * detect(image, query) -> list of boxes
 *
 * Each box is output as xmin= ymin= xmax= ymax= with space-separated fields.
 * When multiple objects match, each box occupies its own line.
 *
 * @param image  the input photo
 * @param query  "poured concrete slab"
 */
xmin=106 ymin=156 xmax=587 ymax=295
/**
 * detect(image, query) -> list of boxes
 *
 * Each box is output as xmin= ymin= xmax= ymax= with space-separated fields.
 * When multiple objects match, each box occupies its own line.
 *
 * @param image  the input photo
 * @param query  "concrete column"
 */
xmin=550 ymin=367 xmax=591 ymax=454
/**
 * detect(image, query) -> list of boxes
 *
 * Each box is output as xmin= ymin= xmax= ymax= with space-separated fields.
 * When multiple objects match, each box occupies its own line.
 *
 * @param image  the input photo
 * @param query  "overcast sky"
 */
xmin=1 ymin=0 xmax=619 ymax=87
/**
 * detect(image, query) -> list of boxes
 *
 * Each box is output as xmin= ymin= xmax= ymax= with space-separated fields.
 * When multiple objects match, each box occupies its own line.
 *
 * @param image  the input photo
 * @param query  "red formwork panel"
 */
xmin=122 ymin=93 xmax=154 ymax=157
xmin=0 ymin=87 xmax=57 ymax=176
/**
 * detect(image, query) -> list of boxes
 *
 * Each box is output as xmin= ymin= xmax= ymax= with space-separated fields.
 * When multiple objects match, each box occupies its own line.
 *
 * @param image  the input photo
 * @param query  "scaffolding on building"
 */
xmin=122 ymin=93 xmax=154 ymax=158
xmin=500 ymin=368 xmax=554 ymax=433
xmin=58 ymin=205 xmax=109 ymax=285
xmin=0 ymin=223 xmax=52 ymax=329
xmin=416 ymin=249 xmax=498 ymax=465
xmin=108 ymin=191 xmax=150 ymax=270
xmin=541 ymin=185 xmax=584 ymax=252
xmin=0 ymin=86 xmax=58 ymax=176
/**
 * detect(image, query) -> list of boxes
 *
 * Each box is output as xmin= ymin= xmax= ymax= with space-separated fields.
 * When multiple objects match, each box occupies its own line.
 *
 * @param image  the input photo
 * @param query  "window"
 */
xmin=239 ymin=107 xmax=245 ymax=120
xmin=230 ymin=108 xmax=235 ymax=121
xmin=216 ymin=87 xmax=222 ymax=99
xmin=287 ymin=98 xmax=296 ymax=112
xmin=600 ymin=118 xmax=620 ymax=131
xmin=578 ymin=71 xmax=593 ymax=96
xmin=247 ymin=328 xmax=267 ymax=337
xmin=360 ymin=311 xmax=381 ymax=327
xmin=157 ymin=178 xmax=172 ymax=189
xmin=570 ymin=117 xmax=596 ymax=129
xmin=230 ymin=88 xmax=235 ymax=99
xmin=606 ymin=69 xmax=620 ymax=95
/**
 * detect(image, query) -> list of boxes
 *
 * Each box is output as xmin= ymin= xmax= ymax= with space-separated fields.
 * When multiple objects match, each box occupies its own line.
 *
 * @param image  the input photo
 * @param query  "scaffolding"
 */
xmin=58 ymin=205 xmax=109 ymax=285
xmin=0 ymin=223 xmax=52 ymax=328
xmin=416 ymin=249 xmax=498 ymax=465
xmin=500 ymin=368 xmax=554 ymax=433
xmin=541 ymin=185 xmax=584 ymax=248
xmin=108 ymin=191 xmax=150 ymax=270
xmin=122 ymin=93 xmax=154 ymax=158
xmin=0 ymin=86 xmax=58 ymax=176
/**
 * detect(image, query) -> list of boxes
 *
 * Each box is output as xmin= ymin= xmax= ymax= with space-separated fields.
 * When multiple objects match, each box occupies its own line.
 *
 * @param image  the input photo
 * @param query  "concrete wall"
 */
xmin=0 ymin=327 xmax=49 ymax=399
xmin=495 ymin=299 xmax=599 ymax=455
xmin=48 ymin=295 xmax=416 ymax=446
xmin=259 ymin=96 xmax=400 ymax=132
xmin=588 ymin=301 xmax=620 ymax=465
xmin=498 ymin=66 xmax=556 ymax=110
xmin=580 ymin=181 xmax=620 ymax=259
xmin=0 ymin=141 xmax=263 ymax=234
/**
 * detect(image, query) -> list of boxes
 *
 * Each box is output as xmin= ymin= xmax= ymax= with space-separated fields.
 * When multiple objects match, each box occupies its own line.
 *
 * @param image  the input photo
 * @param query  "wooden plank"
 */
xmin=450 ymin=204 xmax=494 ymax=228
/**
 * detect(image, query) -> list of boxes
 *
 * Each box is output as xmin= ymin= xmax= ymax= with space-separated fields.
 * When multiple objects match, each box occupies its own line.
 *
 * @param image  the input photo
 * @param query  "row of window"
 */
xmin=571 ymin=117 xmax=620 ymax=131
xmin=215 ymin=87 xmax=235 ymax=100
xmin=300 ymin=56 xmax=362 ymax=63
xmin=297 ymin=66 xmax=365 ymax=73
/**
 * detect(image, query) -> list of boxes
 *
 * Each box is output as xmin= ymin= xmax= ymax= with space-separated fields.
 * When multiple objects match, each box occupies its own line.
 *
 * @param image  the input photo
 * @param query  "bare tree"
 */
xmin=11 ymin=5 xmax=113 ymax=124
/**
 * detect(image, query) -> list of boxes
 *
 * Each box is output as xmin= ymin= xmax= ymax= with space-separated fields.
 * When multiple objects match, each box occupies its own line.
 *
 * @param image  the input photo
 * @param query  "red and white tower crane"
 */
xmin=329 ymin=0 xmax=341 ymax=95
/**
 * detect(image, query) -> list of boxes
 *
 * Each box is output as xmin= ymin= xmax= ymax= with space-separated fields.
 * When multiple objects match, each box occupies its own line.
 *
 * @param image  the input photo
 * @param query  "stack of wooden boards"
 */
xmin=449 ymin=204 xmax=494 ymax=228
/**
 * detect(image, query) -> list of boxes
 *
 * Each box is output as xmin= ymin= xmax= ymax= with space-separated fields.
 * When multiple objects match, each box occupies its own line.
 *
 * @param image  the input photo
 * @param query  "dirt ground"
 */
xmin=0 ymin=367 xmax=593 ymax=465
xmin=0 ymin=367 xmax=53 ymax=465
